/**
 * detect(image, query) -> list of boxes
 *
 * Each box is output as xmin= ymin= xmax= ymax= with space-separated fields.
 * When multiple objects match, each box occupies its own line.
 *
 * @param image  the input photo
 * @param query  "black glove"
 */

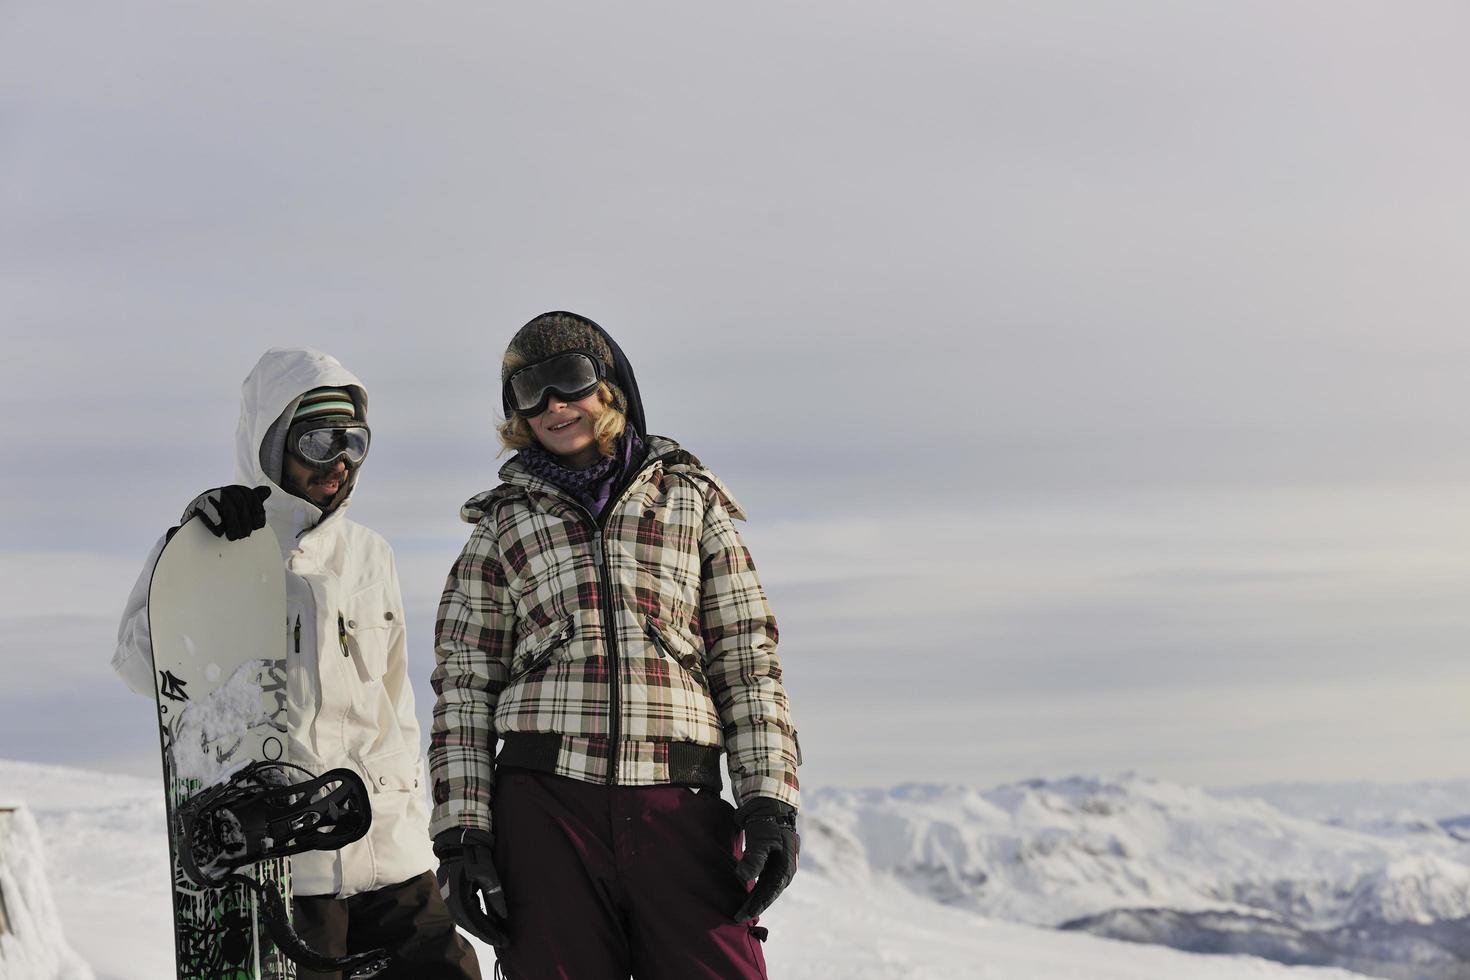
xmin=433 ymin=828 xmax=509 ymax=947
xmin=176 ymin=485 xmax=271 ymax=541
xmin=733 ymin=798 xmax=800 ymax=922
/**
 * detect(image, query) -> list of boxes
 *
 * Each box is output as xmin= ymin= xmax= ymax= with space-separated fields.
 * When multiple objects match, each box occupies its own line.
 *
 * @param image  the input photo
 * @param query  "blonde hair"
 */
xmin=497 ymin=350 xmax=627 ymax=459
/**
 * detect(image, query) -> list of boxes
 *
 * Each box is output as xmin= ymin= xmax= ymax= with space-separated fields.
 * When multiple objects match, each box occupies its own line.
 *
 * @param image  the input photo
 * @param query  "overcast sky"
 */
xmin=4 ymin=1 xmax=1470 ymax=791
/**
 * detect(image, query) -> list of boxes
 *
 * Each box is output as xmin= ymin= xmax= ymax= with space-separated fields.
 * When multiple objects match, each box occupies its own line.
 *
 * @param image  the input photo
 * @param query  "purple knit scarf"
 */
xmin=518 ymin=431 xmax=643 ymax=519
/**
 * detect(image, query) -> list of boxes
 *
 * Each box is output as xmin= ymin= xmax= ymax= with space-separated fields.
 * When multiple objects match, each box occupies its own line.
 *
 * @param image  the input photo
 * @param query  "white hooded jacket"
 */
xmin=113 ymin=347 xmax=434 ymax=898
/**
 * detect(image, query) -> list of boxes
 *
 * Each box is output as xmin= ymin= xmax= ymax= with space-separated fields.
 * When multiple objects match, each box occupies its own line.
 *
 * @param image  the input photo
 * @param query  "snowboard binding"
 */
xmin=177 ymin=759 xmax=374 ymax=884
xmin=177 ymin=760 xmax=391 ymax=978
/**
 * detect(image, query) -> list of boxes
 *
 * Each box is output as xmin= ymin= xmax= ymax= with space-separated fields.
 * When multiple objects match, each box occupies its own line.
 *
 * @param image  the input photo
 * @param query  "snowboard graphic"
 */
xmin=148 ymin=516 xmax=294 ymax=980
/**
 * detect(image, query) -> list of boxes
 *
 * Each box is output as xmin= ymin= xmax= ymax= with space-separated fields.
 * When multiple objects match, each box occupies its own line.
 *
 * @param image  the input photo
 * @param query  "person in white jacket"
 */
xmin=113 ymin=347 xmax=481 ymax=980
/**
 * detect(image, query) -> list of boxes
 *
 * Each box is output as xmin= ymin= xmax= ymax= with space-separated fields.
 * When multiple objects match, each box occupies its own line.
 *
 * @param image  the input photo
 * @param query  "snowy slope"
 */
xmin=765 ymin=870 xmax=1362 ymax=980
xmin=0 ymin=759 xmax=1362 ymax=980
xmin=0 ymin=763 xmax=167 ymax=980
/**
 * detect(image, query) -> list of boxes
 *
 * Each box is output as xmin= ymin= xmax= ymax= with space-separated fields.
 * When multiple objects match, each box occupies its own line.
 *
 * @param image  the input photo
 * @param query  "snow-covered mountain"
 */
xmin=801 ymin=774 xmax=1470 ymax=978
xmin=1 ymin=757 xmax=1444 ymax=980
xmin=1220 ymin=781 xmax=1470 ymax=831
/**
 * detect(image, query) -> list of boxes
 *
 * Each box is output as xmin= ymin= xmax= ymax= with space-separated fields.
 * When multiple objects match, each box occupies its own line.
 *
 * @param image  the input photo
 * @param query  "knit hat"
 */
xmin=503 ymin=312 xmax=628 ymax=416
xmin=292 ymin=386 xmax=359 ymax=424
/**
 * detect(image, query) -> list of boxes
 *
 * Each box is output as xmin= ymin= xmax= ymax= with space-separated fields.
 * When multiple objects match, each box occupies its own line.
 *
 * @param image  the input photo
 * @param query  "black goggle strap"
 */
xmin=505 ymin=351 xmax=602 ymax=413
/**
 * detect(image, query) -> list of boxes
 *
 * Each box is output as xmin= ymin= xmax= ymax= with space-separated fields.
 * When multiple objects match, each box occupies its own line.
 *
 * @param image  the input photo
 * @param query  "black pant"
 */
xmin=293 ymin=871 xmax=482 ymax=980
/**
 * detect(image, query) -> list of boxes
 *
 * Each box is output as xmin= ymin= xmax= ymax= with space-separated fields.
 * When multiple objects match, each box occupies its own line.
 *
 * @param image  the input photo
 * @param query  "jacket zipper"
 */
xmin=539 ymin=447 xmax=660 ymax=787
xmin=294 ymin=615 xmax=301 ymax=654
xmin=338 ymin=613 xmax=350 ymax=658
xmin=644 ymin=619 xmax=674 ymax=660
xmin=645 ymin=618 xmax=708 ymax=689
xmin=509 ymin=623 xmax=573 ymax=681
xmin=587 ymin=531 xmax=619 ymax=784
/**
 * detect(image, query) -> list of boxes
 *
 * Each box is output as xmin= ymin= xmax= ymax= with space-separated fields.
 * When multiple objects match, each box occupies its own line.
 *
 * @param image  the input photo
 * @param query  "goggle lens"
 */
xmin=293 ymin=425 xmax=370 ymax=466
xmin=506 ymin=352 xmax=601 ymax=415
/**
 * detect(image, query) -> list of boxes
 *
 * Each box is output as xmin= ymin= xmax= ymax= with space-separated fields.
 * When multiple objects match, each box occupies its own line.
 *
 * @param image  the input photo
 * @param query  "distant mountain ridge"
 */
xmin=1219 ymin=780 xmax=1470 ymax=826
xmin=801 ymin=774 xmax=1470 ymax=979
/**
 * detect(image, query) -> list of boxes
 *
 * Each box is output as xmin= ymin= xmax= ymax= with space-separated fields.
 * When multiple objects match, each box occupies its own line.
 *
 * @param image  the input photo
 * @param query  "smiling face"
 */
xmin=281 ymin=455 xmax=350 ymax=507
xmin=527 ymin=392 xmax=605 ymax=470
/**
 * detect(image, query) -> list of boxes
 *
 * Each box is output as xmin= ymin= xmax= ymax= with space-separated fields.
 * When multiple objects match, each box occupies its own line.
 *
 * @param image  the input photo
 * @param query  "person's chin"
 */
xmin=554 ymin=438 xmax=592 ymax=455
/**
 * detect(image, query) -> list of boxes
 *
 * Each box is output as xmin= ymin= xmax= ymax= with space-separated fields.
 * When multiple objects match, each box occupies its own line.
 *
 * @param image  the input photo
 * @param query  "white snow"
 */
xmin=169 ymin=661 xmax=272 ymax=785
xmin=762 ymin=872 xmax=1360 ymax=980
xmin=804 ymin=774 xmax=1470 ymax=931
xmin=0 ymin=801 xmax=93 ymax=980
xmin=1342 ymin=854 xmax=1470 ymax=926
xmin=0 ymin=758 xmax=1373 ymax=980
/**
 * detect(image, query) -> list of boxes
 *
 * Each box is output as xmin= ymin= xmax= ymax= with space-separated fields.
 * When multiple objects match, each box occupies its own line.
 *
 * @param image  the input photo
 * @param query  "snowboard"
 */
xmin=147 ymin=515 xmax=294 ymax=980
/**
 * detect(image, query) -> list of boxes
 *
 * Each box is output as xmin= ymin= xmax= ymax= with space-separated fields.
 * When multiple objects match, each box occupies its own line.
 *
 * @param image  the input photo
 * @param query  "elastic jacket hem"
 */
xmin=498 ymin=733 xmax=724 ymax=792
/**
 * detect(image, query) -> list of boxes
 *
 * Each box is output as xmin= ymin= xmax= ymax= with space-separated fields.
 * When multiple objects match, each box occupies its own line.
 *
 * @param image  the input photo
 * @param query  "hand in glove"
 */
xmin=733 ymin=797 xmax=800 ymax=922
xmin=433 ymin=828 xmax=509 ymax=947
xmin=172 ymin=485 xmax=271 ymax=541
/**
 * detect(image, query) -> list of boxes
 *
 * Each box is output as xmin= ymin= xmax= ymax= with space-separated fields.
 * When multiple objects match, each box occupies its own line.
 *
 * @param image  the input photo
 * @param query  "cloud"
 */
xmin=4 ymin=0 xmax=1470 ymax=785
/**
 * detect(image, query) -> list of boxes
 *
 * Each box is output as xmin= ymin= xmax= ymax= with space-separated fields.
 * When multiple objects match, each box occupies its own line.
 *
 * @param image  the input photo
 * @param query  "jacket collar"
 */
xmin=461 ymin=435 xmax=683 ymax=523
xmin=266 ymin=487 xmax=351 ymax=556
xmin=500 ymin=433 xmax=679 ymax=496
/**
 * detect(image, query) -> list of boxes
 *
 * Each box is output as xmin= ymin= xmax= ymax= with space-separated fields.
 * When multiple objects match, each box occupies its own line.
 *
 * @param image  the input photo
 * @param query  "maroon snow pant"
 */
xmin=491 ymin=769 xmax=770 ymax=980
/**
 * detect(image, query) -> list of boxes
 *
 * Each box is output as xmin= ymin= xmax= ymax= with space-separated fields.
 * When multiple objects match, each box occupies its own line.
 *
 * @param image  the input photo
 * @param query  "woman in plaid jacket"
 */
xmin=429 ymin=311 xmax=801 ymax=979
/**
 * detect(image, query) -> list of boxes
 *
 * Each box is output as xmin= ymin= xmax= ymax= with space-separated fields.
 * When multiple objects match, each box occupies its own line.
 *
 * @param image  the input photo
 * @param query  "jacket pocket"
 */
xmin=510 ymin=616 xmax=576 ymax=681
xmin=359 ymin=746 xmax=421 ymax=794
xmin=340 ymin=584 xmax=401 ymax=683
xmin=644 ymin=615 xmax=707 ymax=689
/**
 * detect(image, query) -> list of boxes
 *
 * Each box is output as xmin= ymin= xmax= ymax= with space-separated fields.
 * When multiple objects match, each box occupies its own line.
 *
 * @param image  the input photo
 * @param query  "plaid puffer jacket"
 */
xmin=428 ymin=435 xmax=800 ymax=836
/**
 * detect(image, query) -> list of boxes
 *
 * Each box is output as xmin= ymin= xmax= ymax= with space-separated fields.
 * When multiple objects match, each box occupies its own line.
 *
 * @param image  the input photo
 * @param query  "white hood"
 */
xmin=235 ymin=347 xmax=368 ymax=548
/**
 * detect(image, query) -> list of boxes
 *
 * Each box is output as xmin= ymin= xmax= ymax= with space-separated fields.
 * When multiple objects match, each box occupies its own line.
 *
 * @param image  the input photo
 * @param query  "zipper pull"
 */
xmin=338 ymin=613 xmax=350 ymax=658
xmin=294 ymin=615 xmax=301 ymax=654
xmin=590 ymin=535 xmax=604 ymax=566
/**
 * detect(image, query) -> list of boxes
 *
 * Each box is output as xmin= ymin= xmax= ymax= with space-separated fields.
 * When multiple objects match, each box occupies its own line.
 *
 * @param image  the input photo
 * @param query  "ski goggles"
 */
xmin=286 ymin=421 xmax=371 ymax=467
xmin=503 ymin=350 xmax=605 ymax=417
